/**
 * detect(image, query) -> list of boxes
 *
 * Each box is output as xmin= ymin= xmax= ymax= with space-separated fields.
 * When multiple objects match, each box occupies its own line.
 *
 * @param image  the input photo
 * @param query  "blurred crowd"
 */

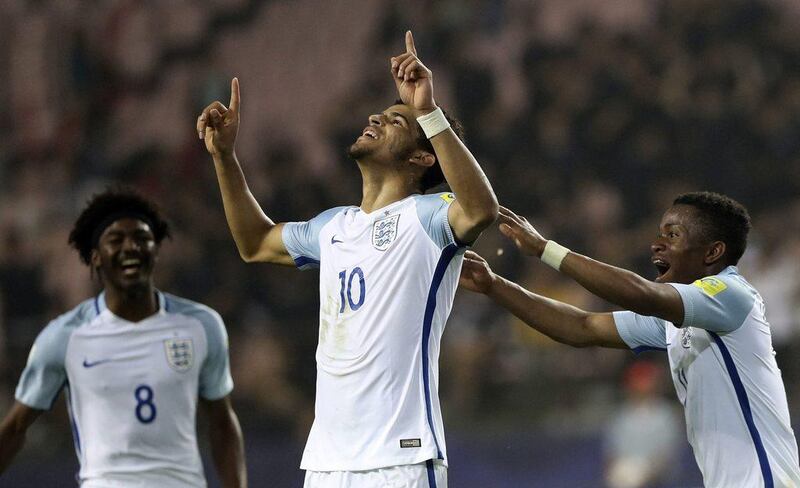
xmin=2 ymin=0 xmax=800 ymax=485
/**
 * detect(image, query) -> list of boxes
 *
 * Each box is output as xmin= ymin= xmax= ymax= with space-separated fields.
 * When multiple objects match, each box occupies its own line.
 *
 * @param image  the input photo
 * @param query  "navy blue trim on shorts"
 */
xmin=426 ymin=459 xmax=438 ymax=488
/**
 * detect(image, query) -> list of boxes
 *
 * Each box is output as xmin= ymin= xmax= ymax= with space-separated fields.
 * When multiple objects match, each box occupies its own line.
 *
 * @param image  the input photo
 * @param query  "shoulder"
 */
xmin=310 ymin=206 xmax=351 ymax=224
xmin=689 ymin=268 xmax=756 ymax=307
xmin=412 ymin=193 xmax=457 ymax=248
xmin=163 ymin=293 xmax=224 ymax=331
xmin=413 ymin=192 xmax=456 ymax=209
xmin=670 ymin=267 xmax=757 ymax=332
xmin=31 ymin=298 xmax=95 ymax=362
xmin=41 ymin=298 xmax=95 ymax=340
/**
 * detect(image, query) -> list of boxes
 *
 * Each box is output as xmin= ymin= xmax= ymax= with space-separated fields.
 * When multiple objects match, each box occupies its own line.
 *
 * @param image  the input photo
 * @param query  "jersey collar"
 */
xmin=94 ymin=290 xmax=167 ymax=318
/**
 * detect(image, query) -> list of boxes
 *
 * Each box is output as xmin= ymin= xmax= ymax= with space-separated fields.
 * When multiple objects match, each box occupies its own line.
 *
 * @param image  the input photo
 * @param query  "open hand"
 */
xmin=197 ymin=78 xmax=241 ymax=158
xmin=390 ymin=31 xmax=436 ymax=111
xmin=498 ymin=206 xmax=547 ymax=257
xmin=459 ymin=251 xmax=497 ymax=294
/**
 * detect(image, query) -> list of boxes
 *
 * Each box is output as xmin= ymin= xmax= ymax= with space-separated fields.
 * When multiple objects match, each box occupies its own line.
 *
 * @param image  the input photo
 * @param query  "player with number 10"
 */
xmin=198 ymin=31 xmax=497 ymax=487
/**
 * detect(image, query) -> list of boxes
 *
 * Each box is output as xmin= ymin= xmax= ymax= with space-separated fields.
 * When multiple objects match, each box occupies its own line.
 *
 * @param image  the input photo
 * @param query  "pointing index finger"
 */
xmin=229 ymin=77 xmax=240 ymax=113
xmin=405 ymin=30 xmax=417 ymax=56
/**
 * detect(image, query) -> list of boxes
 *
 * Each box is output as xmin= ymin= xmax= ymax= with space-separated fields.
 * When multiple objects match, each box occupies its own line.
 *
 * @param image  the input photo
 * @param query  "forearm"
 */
xmin=430 ymin=129 xmax=498 ymax=227
xmin=209 ymin=408 xmax=247 ymax=488
xmin=487 ymin=275 xmax=599 ymax=347
xmin=558 ymin=252 xmax=681 ymax=322
xmin=0 ymin=416 xmax=28 ymax=474
xmin=212 ymin=152 xmax=277 ymax=262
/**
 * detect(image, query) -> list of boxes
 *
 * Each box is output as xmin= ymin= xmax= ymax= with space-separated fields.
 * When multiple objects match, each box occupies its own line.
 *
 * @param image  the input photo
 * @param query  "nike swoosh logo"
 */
xmin=331 ymin=235 xmax=343 ymax=244
xmin=82 ymin=358 xmax=115 ymax=368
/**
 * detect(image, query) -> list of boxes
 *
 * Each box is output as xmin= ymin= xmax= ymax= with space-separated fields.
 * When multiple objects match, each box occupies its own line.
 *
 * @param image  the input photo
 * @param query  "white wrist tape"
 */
xmin=541 ymin=240 xmax=570 ymax=271
xmin=416 ymin=107 xmax=450 ymax=139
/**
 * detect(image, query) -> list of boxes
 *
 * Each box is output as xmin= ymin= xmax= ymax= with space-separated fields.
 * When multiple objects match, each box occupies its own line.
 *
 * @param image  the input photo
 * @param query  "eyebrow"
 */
xmin=386 ymin=111 xmax=409 ymax=124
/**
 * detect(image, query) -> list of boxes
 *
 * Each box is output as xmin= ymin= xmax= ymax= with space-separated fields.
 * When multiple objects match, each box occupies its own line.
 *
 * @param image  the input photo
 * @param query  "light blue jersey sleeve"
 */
xmin=282 ymin=206 xmax=348 ymax=269
xmin=170 ymin=297 xmax=234 ymax=400
xmin=613 ymin=311 xmax=668 ymax=353
xmin=668 ymin=270 xmax=755 ymax=333
xmin=413 ymin=192 xmax=458 ymax=249
xmin=15 ymin=304 xmax=90 ymax=410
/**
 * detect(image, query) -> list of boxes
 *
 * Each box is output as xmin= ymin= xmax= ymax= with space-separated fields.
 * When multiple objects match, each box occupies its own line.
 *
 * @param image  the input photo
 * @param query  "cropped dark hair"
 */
xmin=396 ymin=100 xmax=465 ymax=192
xmin=673 ymin=191 xmax=751 ymax=265
xmin=69 ymin=187 xmax=171 ymax=265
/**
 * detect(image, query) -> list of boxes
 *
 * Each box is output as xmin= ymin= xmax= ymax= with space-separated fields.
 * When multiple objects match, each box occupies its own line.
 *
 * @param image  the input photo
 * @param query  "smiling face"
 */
xmin=348 ymin=103 xmax=425 ymax=165
xmin=92 ymin=218 xmax=158 ymax=292
xmin=650 ymin=204 xmax=723 ymax=284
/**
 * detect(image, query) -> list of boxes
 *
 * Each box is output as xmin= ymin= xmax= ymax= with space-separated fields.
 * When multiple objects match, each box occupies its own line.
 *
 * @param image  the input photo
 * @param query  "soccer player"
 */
xmin=197 ymin=31 xmax=498 ymax=487
xmin=460 ymin=193 xmax=800 ymax=487
xmin=0 ymin=189 xmax=247 ymax=488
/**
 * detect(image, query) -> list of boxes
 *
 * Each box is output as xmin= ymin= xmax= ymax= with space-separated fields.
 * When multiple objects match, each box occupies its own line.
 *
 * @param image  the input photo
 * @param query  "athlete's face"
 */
xmin=93 ymin=218 xmax=158 ymax=292
xmin=650 ymin=205 xmax=711 ymax=284
xmin=348 ymin=104 xmax=423 ymax=163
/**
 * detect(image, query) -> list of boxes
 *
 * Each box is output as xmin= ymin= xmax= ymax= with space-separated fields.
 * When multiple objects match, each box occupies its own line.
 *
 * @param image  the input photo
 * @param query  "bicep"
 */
xmin=642 ymin=281 xmax=685 ymax=325
xmin=250 ymin=223 xmax=294 ymax=265
xmin=447 ymin=201 xmax=486 ymax=245
xmin=200 ymin=396 xmax=239 ymax=434
xmin=241 ymin=222 xmax=294 ymax=265
xmin=585 ymin=313 xmax=629 ymax=349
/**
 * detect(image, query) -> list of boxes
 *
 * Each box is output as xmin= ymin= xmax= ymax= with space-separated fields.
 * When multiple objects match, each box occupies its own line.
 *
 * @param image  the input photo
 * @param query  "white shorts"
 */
xmin=304 ymin=460 xmax=447 ymax=488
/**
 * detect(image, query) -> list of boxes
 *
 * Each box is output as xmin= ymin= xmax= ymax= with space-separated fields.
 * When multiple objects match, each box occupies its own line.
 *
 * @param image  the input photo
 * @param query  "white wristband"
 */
xmin=416 ymin=107 xmax=450 ymax=139
xmin=541 ymin=240 xmax=570 ymax=271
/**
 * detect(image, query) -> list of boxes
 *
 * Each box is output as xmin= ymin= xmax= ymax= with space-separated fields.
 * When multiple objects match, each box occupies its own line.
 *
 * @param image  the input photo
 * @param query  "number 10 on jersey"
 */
xmin=338 ymin=267 xmax=365 ymax=313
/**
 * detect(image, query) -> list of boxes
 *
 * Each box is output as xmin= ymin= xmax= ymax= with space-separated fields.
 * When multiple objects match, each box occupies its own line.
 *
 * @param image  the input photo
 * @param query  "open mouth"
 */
xmin=652 ymin=257 xmax=670 ymax=277
xmin=361 ymin=127 xmax=378 ymax=140
xmin=120 ymin=258 xmax=143 ymax=276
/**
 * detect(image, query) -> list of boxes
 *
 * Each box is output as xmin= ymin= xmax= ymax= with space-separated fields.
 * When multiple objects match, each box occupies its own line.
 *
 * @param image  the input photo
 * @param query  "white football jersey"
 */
xmin=614 ymin=266 xmax=800 ymax=488
xmin=15 ymin=291 xmax=233 ymax=488
xmin=282 ymin=193 xmax=464 ymax=472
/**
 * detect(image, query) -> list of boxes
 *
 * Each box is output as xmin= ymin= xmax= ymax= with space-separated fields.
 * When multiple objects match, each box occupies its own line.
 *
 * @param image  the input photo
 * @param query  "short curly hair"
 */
xmin=68 ymin=187 xmax=171 ymax=265
xmin=673 ymin=191 xmax=751 ymax=265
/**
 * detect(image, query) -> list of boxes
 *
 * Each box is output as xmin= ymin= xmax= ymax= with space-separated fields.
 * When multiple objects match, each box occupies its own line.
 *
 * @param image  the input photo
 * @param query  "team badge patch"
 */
xmin=372 ymin=214 xmax=400 ymax=251
xmin=164 ymin=338 xmax=193 ymax=373
xmin=440 ymin=193 xmax=456 ymax=204
xmin=693 ymin=277 xmax=727 ymax=297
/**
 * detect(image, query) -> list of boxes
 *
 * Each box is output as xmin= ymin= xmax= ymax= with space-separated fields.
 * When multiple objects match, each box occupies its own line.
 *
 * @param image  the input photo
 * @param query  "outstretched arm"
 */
xmin=201 ymin=396 xmax=247 ymax=488
xmin=460 ymin=252 xmax=626 ymax=348
xmin=391 ymin=31 xmax=498 ymax=244
xmin=497 ymin=206 xmax=685 ymax=324
xmin=0 ymin=402 xmax=43 ymax=474
xmin=197 ymin=78 xmax=293 ymax=265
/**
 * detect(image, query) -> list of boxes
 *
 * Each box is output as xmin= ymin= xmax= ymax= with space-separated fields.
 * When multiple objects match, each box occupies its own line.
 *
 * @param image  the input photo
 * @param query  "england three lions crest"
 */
xmin=164 ymin=338 xmax=194 ymax=373
xmin=372 ymin=214 xmax=400 ymax=251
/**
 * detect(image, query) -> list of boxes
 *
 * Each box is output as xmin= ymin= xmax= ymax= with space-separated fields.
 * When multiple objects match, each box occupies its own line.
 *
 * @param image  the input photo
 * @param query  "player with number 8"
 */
xmin=0 ymin=188 xmax=247 ymax=488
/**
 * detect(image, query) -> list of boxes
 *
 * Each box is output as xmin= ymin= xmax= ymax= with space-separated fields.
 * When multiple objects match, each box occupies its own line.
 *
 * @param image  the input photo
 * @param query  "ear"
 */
xmin=90 ymin=248 xmax=101 ymax=269
xmin=704 ymin=241 xmax=726 ymax=265
xmin=408 ymin=150 xmax=436 ymax=169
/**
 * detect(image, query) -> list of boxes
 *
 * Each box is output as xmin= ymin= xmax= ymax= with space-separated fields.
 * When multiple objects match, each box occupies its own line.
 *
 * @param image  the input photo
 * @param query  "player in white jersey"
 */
xmin=460 ymin=192 xmax=800 ymax=487
xmin=0 ymin=189 xmax=247 ymax=488
xmin=197 ymin=32 xmax=498 ymax=487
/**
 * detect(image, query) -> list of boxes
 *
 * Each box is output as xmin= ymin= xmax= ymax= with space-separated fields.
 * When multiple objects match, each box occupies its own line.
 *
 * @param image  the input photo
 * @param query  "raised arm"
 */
xmin=201 ymin=396 xmax=247 ymax=488
xmin=497 ymin=206 xmax=684 ymax=324
xmin=0 ymin=402 xmax=43 ymax=474
xmin=460 ymin=251 xmax=626 ymax=348
xmin=391 ymin=31 xmax=498 ymax=244
xmin=197 ymin=78 xmax=293 ymax=265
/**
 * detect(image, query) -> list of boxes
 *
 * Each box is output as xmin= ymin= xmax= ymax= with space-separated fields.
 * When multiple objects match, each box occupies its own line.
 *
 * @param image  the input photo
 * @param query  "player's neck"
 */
xmin=104 ymin=285 xmax=159 ymax=323
xmin=359 ymin=165 xmax=419 ymax=213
